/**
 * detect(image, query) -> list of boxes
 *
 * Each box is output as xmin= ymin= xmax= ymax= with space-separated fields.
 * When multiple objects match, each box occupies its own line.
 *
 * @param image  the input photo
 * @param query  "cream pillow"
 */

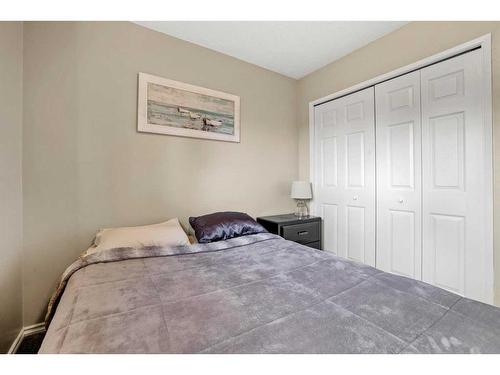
xmin=86 ymin=218 xmax=190 ymax=255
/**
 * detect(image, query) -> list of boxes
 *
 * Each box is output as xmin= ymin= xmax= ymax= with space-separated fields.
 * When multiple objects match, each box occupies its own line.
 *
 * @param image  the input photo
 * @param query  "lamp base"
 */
xmin=294 ymin=200 xmax=309 ymax=218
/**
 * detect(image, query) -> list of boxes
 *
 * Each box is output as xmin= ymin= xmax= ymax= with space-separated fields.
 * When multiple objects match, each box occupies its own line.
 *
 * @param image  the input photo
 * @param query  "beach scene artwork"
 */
xmin=138 ymin=73 xmax=240 ymax=142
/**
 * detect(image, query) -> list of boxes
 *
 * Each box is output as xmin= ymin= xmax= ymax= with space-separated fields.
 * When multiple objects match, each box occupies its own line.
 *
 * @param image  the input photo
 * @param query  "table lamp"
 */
xmin=291 ymin=181 xmax=312 ymax=218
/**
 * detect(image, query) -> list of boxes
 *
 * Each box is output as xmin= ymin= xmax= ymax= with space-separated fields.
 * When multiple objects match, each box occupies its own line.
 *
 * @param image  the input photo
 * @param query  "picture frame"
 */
xmin=137 ymin=72 xmax=240 ymax=143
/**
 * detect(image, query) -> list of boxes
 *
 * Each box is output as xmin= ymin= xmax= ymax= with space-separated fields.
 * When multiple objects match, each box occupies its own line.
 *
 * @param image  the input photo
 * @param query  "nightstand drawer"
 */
xmin=306 ymin=241 xmax=321 ymax=250
xmin=282 ymin=222 xmax=320 ymax=244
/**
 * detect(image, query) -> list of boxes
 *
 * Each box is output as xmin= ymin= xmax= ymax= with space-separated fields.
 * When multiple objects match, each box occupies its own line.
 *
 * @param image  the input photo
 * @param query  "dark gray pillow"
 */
xmin=189 ymin=211 xmax=267 ymax=243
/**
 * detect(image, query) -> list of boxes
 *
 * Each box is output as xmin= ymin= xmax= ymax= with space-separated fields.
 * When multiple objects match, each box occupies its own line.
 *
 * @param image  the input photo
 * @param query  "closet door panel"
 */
xmin=375 ymin=71 xmax=422 ymax=279
xmin=321 ymin=137 xmax=338 ymax=187
xmin=389 ymin=210 xmax=416 ymax=275
xmin=421 ymin=49 xmax=488 ymax=302
xmin=321 ymin=203 xmax=338 ymax=255
xmin=346 ymin=205 xmax=365 ymax=262
xmin=315 ymin=100 xmax=344 ymax=257
xmin=429 ymin=214 xmax=465 ymax=293
xmin=346 ymin=131 xmax=365 ymax=188
xmin=314 ymin=87 xmax=375 ymax=266
xmin=342 ymin=88 xmax=376 ymax=265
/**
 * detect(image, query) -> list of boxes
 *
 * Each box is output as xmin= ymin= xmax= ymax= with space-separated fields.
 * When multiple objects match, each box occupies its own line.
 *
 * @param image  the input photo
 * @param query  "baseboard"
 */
xmin=7 ymin=329 xmax=24 ymax=354
xmin=23 ymin=323 xmax=45 ymax=337
xmin=7 ymin=323 xmax=46 ymax=354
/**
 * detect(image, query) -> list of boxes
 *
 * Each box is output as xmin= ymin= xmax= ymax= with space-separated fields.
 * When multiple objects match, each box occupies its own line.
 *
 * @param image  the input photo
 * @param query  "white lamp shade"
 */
xmin=291 ymin=181 xmax=312 ymax=199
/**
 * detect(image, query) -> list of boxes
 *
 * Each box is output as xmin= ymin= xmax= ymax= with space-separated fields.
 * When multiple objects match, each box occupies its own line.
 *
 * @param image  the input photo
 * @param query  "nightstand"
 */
xmin=257 ymin=214 xmax=322 ymax=250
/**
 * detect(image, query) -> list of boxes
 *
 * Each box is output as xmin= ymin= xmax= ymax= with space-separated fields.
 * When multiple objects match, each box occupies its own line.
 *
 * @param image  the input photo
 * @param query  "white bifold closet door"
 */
xmin=421 ymin=49 xmax=489 ymax=302
xmin=314 ymin=48 xmax=491 ymax=303
xmin=314 ymin=87 xmax=376 ymax=266
xmin=375 ymin=71 xmax=422 ymax=279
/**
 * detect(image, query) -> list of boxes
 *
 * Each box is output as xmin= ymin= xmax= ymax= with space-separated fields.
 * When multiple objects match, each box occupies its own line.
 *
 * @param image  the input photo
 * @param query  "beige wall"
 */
xmin=22 ymin=22 xmax=298 ymax=325
xmin=297 ymin=21 xmax=500 ymax=305
xmin=0 ymin=22 xmax=24 ymax=352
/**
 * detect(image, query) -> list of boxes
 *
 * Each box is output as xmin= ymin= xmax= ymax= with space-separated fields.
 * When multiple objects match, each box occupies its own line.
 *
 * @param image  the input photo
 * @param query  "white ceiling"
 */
xmin=134 ymin=21 xmax=407 ymax=79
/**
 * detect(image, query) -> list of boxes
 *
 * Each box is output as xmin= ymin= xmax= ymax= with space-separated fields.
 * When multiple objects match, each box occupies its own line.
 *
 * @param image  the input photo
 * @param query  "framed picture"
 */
xmin=137 ymin=72 xmax=240 ymax=143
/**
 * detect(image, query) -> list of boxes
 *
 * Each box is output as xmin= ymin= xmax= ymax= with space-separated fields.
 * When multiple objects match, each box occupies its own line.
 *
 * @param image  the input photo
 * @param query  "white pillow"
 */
xmin=86 ymin=218 xmax=190 ymax=255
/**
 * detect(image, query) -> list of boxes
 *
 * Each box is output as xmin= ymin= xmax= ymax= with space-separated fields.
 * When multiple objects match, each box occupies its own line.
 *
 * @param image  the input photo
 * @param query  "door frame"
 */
xmin=308 ymin=34 xmax=493 ymax=303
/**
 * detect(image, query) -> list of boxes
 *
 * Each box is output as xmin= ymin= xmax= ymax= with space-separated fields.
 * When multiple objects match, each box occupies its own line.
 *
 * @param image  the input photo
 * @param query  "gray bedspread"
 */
xmin=39 ymin=233 xmax=500 ymax=353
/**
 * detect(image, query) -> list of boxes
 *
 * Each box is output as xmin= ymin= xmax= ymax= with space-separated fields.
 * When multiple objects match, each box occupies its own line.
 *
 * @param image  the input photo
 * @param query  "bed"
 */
xmin=39 ymin=233 xmax=500 ymax=353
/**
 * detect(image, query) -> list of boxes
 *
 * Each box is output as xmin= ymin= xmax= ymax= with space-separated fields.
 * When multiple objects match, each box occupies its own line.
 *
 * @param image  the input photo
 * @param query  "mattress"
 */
xmin=39 ymin=233 xmax=500 ymax=353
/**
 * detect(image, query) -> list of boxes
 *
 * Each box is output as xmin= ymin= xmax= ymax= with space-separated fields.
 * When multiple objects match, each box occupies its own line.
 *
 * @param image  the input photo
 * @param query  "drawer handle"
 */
xmin=298 ymin=231 xmax=309 ymax=236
